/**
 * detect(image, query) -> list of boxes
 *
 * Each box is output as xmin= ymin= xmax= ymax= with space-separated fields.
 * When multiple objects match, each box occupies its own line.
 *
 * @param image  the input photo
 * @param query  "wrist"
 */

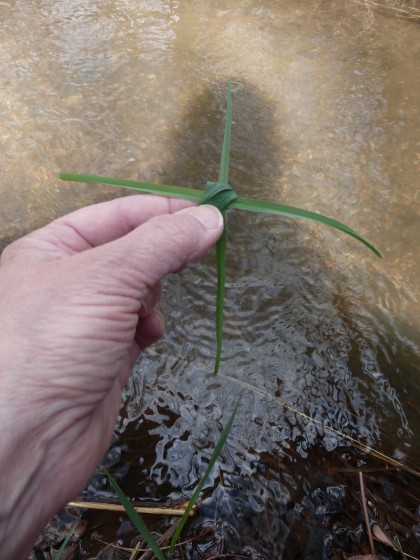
xmin=0 ymin=353 xmax=70 ymax=559
xmin=0 ymin=411 xmax=52 ymax=559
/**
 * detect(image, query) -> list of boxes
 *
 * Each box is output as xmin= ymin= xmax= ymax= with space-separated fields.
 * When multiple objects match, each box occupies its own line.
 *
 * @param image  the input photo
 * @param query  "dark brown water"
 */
xmin=1 ymin=1 xmax=419 ymax=558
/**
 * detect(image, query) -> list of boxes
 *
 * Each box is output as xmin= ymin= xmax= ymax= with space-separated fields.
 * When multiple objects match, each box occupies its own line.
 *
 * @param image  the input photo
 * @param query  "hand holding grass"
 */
xmin=0 ymin=196 xmax=223 ymax=560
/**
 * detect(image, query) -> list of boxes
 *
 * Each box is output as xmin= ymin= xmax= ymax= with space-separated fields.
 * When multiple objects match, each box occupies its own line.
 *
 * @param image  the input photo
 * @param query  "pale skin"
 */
xmin=0 ymin=196 xmax=223 ymax=560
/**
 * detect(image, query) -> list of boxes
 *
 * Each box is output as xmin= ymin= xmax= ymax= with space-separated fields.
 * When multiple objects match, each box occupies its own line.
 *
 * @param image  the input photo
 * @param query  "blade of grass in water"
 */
xmin=168 ymin=393 xmax=242 ymax=558
xmin=106 ymin=472 xmax=165 ymax=560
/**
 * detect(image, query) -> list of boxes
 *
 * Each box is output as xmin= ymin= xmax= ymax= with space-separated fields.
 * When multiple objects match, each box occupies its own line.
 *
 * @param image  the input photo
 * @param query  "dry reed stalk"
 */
xmin=67 ymin=500 xmax=195 ymax=517
xmin=358 ymin=471 xmax=376 ymax=555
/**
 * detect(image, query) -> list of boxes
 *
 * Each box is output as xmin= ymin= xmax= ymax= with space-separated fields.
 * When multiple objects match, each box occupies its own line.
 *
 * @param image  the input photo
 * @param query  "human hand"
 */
xmin=0 ymin=195 xmax=223 ymax=559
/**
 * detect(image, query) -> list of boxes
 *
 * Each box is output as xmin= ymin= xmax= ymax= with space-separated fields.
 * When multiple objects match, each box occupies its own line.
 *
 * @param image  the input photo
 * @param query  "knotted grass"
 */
xmin=60 ymin=79 xmax=381 ymax=374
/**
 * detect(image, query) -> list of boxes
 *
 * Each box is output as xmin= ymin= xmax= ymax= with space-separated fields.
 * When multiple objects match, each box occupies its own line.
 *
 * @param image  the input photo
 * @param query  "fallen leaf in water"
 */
xmin=371 ymin=522 xmax=398 ymax=551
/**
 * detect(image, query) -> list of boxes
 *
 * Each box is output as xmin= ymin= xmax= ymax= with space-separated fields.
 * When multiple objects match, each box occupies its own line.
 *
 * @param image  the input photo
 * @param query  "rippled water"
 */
xmin=1 ymin=0 xmax=419 ymax=557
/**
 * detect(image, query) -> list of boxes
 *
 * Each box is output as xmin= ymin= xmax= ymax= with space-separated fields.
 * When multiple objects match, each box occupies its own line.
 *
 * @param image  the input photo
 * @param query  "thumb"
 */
xmin=92 ymin=204 xmax=224 ymax=293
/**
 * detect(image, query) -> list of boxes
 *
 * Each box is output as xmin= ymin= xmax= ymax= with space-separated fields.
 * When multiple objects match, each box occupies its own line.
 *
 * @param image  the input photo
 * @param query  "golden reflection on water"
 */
xmin=1 ymin=1 xmax=419 ymax=458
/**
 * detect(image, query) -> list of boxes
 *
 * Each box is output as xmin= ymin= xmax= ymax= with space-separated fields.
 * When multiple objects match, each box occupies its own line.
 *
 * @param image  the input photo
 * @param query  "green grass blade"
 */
xmin=218 ymin=78 xmax=232 ymax=184
xmin=59 ymin=172 xmax=204 ymax=202
xmin=208 ymin=78 xmax=233 ymax=374
xmin=199 ymin=182 xmax=238 ymax=211
xmin=59 ymin=173 xmax=380 ymax=258
xmin=168 ymin=394 xmax=242 ymax=558
xmin=54 ymin=524 xmax=75 ymax=560
xmin=214 ymin=215 xmax=227 ymax=374
xmin=106 ymin=472 xmax=165 ymax=560
xmin=231 ymin=197 xmax=381 ymax=257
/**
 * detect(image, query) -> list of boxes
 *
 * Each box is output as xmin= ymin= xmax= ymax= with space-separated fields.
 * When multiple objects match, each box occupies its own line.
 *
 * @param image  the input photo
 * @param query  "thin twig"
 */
xmin=129 ymin=540 xmax=144 ymax=560
xmin=92 ymin=529 xmax=212 ymax=553
xmin=220 ymin=374 xmax=420 ymax=477
xmin=136 ymin=521 xmax=179 ymax=560
xmin=206 ymin=555 xmax=249 ymax=560
xmin=359 ymin=471 xmax=375 ymax=555
xmin=68 ymin=500 xmax=195 ymax=517
xmin=401 ymin=553 xmax=420 ymax=560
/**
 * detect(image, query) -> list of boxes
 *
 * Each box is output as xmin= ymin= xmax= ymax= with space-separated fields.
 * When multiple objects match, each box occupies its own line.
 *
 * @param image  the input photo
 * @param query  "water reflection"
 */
xmin=1 ymin=0 xmax=419 ymax=557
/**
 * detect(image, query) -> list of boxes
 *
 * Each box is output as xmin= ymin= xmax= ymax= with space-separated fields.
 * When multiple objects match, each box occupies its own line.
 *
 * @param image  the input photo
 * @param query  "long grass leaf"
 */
xmin=59 ymin=172 xmax=203 ymax=201
xmin=168 ymin=394 xmax=242 ymax=558
xmin=59 ymin=173 xmax=379 ymax=257
xmin=231 ymin=197 xmax=381 ymax=257
xmin=54 ymin=525 xmax=75 ymax=560
xmin=106 ymin=472 xmax=165 ymax=560
xmin=210 ymin=78 xmax=233 ymax=374
xmin=218 ymin=78 xmax=232 ymax=183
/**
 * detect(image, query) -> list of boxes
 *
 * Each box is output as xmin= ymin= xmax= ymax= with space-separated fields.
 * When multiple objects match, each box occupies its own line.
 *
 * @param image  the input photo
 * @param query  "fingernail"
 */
xmin=149 ymin=309 xmax=165 ymax=332
xmin=180 ymin=205 xmax=224 ymax=230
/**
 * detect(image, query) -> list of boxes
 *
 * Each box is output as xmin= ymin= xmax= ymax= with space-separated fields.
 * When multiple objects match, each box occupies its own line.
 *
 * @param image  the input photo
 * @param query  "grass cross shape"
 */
xmin=60 ymin=80 xmax=381 ymax=374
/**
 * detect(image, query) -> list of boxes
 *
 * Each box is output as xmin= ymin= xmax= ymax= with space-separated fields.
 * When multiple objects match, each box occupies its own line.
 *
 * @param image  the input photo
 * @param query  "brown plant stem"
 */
xmin=358 ymin=471 xmax=375 ymax=555
xmin=67 ymin=500 xmax=195 ymax=517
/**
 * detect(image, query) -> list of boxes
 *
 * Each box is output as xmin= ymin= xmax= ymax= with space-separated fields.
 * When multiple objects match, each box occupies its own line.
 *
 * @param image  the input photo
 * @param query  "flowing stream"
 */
xmin=1 ymin=1 xmax=419 ymax=558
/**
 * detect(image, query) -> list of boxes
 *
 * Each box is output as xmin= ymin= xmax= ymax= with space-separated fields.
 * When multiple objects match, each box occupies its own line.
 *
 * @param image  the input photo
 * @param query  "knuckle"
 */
xmin=150 ymin=215 xmax=197 ymax=255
